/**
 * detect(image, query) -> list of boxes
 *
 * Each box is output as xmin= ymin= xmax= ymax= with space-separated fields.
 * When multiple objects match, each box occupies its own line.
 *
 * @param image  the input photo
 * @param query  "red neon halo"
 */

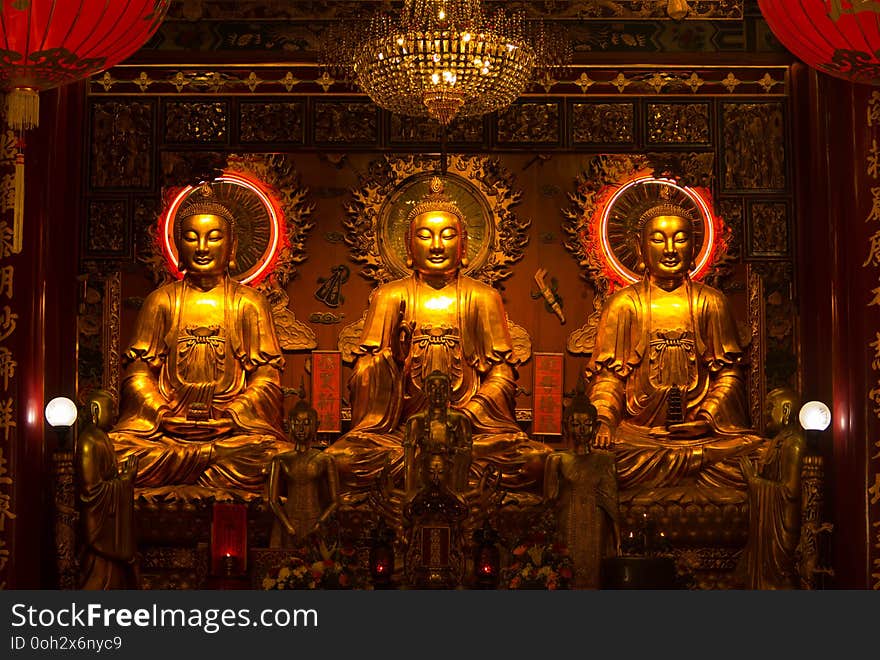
xmin=160 ymin=172 xmax=283 ymax=285
xmin=597 ymin=176 xmax=717 ymax=285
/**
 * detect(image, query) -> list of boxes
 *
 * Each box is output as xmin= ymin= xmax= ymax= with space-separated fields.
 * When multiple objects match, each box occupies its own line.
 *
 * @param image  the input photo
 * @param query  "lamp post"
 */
xmin=797 ymin=400 xmax=834 ymax=589
xmin=45 ymin=396 xmax=79 ymax=588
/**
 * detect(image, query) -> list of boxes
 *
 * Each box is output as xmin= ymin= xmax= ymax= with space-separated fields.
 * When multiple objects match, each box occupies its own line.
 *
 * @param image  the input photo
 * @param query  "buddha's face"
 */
xmin=566 ymin=411 xmax=597 ymax=448
xmin=640 ymin=214 xmax=693 ymax=281
xmin=409 ymin=210 xmax=463 ymax=277
xmin=177 ymin=213 xmax=234 ymax=277
xmin=289 ymin=410 xmax=317 ymax=447
xmin=426 ymin=453 xmax=447 ymax=485
xmin=425 ymin=375 xmax=451 ymax=407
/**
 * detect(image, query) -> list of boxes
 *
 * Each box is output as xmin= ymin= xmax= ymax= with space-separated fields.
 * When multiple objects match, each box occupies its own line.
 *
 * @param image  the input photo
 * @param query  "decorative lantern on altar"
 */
xmin=758 ymin=1 xmax=880 ymax=86
xmin=0 ymin=0 xmax=171 ymax=253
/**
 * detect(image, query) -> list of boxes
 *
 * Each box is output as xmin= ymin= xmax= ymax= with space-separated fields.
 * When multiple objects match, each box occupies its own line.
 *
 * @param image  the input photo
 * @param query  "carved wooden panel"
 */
xmin=646 ymin=102 xmax=710 ymax=145
xmin=748 ymin=201 xmax=790 ymax=259
xmin=90 ymin=100 xmax=154 ymax=190
xmin=240 ymin=101 xmax=304 ymax=143
xmin=165 ymin=100 xmax=229 ymax=143
xmin=497 ymin=102 xmax=560 ymax=145
xmin=389 ymin=114 xmax=483 ymax=145
xmin=571 ymin=102 xmax=634 ymax=144
xmin=84 ymin=199 xmax=130 ymax=259
xmin=722 ymin=102 xmax=785 ymax=191
xmin=313 ymin=101 xmax=378 ymax=145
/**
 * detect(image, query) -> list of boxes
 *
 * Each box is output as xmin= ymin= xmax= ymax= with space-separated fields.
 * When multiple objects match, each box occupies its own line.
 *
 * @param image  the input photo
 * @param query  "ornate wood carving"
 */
xmin=90 ymin=100 xmax=154 ymax=190
xmin=571 ymin=103 xmax=634 ymax=144
xmin=497 ymin=103 xmax=560 ymax=144
xmin=240 ymin=101 xmax=304 ymax=143
xmin=646 ymin=102 xmax=710 ymax=145
xmin=748 ymin=201 xmax=789 ymax=258
xmin=165 ymin=100 xmax=229 ymax=143
xmin=722 ymin=102 xmax=786 ymax=191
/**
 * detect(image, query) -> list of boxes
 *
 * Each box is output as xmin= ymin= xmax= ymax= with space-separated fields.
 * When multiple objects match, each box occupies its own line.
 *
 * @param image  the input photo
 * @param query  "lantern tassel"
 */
xmin=6 ymin=88 xmax=40 ymax=132
xmin=12 ymin=152 xmax=24 ymax=255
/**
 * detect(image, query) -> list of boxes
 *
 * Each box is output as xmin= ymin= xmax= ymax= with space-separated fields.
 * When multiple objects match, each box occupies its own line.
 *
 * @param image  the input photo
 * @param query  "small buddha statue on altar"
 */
xmin=544 ymin=390 xmax=620 ymax=589
xmin=110 ymin=189 xmax=291 ymax=495
xmin=327 ymin=176 xmax=550 ymax=494
xmin=403 ymin=370 xmax=473 ymax=498
xmin=586 ymin=193 xmax=764 ymax=494
xmin=737 ymin=387 xmax=806 ymax=589
xmin=268 ymin=400 xmax=341 ymax=549
xmin=76 ymin=389 xmax=139 ymax=589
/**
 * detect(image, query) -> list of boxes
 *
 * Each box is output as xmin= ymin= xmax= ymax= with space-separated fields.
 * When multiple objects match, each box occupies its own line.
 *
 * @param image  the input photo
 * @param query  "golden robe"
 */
xmin=587 ymin=278 xmax=763 ymax=490
xmin=329 ymin=274 xmax=549 ymax=491
xmin=111 ymin=276 xmax=289 ymax=492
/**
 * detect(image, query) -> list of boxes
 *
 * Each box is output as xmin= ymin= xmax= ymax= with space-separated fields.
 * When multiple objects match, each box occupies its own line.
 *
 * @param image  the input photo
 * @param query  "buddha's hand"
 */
xmin=593 ymin=423 xmax=614 ymax=449
xmin=162 ymin=416 xmax=235 ymax=438
xmin=657 ymin=419 xmax=713 ymax=439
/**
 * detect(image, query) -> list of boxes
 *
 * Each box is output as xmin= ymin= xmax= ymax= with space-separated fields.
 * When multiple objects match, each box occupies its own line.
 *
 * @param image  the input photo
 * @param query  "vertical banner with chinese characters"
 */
xmin=0 ymin=109 xmax=18 ymax=588
xmin=865 ymin=90 xmax=880 ymax=590
xmin=311 ymin=350 xmax=342 ymax=435
xmin=532 ymin=353 xmax=564 ymax=437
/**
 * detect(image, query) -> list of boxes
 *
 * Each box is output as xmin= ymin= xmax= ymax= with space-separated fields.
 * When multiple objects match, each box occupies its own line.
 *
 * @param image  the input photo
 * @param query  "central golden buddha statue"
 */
xmin=111 ymin=194 xmax=290 ymax=495
xmin=587 ymin=199 xmax=763 ymax=493
xmin=328 ymin=177 xmax=550 ymax=493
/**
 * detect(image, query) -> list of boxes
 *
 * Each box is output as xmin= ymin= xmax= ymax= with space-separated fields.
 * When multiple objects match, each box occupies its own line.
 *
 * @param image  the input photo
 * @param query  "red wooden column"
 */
xmin=5 ymin=82 xmax=84 ymax=588
xmin=793 ymin=63 xmax=874 ymax=588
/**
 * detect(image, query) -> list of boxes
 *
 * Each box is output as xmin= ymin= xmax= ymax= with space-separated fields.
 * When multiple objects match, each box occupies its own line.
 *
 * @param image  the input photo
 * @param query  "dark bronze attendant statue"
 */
xmin=268 ymin=400 xmax=341 ymax=549
xmin=76 ymin=389 xmax=139 ymax=590
xmin=544 ymin=391 xmax=620 ymax=589
xmin=737 ymin=387 xmax=806 ymax=589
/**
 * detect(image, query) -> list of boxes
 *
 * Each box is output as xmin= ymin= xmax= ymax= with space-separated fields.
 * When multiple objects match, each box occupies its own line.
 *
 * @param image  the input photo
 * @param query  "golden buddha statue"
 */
xmin=587 ymin=199 xmax=763 ymax=493
xmin=737 ymin=387 xmax=806 ymax=589
xmin=76 ymin=389 xmax=138 ymax=589
xmin=268 ymin=400 xmax=340 ymax=549
xmin=544 ymin=391 xmax=620 ymax=589
xmin=328 ymin=177 xmax=550 ymax=493
xmin=111 ymin=194 xmax=290 ymax=495
xmin=403 ymin=370 xmax=473 ymax=497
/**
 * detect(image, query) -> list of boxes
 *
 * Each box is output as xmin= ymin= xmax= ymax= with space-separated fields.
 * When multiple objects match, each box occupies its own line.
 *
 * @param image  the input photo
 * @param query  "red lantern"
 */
xmin=758 ymin=1 xmax=880 ymax=86
xmin=0 ymin=0 xmax=170 ymax=253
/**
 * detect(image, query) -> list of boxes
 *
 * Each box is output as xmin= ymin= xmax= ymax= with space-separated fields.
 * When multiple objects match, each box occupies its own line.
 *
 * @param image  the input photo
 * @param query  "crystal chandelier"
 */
xmin=326 ymin=0 xmax=566 ymax=126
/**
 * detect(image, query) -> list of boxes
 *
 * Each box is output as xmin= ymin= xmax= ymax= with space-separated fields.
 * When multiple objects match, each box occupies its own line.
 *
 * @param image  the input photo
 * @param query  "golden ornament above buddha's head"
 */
xmin=405 ymin=176 xmax=469 ymax=276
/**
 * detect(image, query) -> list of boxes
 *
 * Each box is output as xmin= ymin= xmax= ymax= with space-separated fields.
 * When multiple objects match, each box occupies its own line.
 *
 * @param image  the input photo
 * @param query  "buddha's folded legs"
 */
xmin=326 ymin=430 xmax=406 ymax=492
xmin=612 ymin=424 xmax=765 ymax=490
xmin=472 ymin=432 xmax=551 ymax=491
xmin=112 ymin=432 xmax=291 ymax=492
